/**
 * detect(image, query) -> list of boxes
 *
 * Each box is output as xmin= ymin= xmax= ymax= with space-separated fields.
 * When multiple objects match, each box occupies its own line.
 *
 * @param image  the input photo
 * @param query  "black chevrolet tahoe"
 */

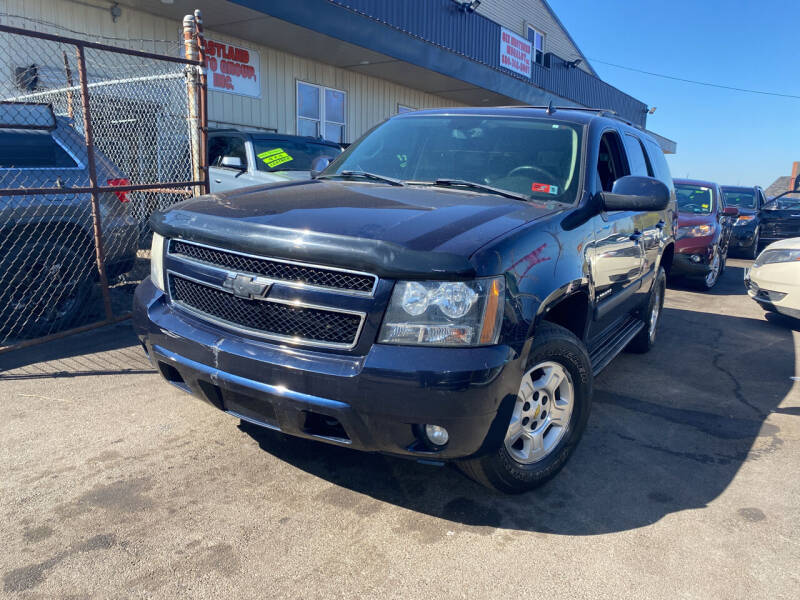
xmin=134 ymin=107 xmax=676 ymax=493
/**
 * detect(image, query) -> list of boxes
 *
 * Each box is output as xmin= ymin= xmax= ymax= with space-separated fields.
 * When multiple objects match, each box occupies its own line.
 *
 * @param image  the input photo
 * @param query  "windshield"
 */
xmin=675 ymin=184 xmax=714 ymax=214
xmin=252 ymin=139 xmax=340 ymax=173
xmin=721 ymin=188 xmax=755 ymax=209
xmin=326 ymin=115 xmax=583 ymax=202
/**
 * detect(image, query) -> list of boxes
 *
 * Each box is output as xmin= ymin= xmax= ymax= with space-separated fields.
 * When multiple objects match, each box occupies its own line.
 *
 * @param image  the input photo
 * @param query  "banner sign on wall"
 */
xmin=205 ymin=39 xmax=260 ymax=98
xmin=499 ymin=27 xmax=532 ymax=78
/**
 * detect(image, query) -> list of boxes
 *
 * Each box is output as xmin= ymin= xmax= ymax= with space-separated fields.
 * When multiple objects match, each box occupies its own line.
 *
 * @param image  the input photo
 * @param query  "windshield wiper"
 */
xmin=317 ymin=170 xmax=405 ymax=186
xmin=430 ymin=179 xmax=530 ymax=201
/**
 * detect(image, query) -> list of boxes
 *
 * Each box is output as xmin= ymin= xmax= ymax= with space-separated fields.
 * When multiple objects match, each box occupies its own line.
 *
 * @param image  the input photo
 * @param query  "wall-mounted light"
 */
xmin=457 ymin=0 xmax=482 ymax=13
xmin=564 ymin=58 xmax=582 ymax=69
xmin=649 ymin=106 xmax=657 ymax=115
xmin=110 ymin=2 xmax=121 ymax=23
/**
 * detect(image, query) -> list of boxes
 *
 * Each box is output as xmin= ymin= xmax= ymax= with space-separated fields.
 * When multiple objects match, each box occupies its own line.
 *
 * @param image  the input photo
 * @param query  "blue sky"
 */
xmin=549 ymin=0 xmax=800 ymax=188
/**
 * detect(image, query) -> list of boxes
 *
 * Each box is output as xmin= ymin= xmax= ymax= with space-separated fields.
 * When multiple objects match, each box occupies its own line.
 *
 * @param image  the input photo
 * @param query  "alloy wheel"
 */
xmin=705 ymin=251 xmax=721 ymax=287
xmin=649 ymin=284 xmax=662 ymax=342
xmin=504 ymin=361 xmax=574 ymax=464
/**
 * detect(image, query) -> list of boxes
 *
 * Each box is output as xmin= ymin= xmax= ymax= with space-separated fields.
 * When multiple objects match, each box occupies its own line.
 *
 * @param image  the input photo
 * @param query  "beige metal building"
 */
xmin=0 ymin=0 xmax=671 ymax=149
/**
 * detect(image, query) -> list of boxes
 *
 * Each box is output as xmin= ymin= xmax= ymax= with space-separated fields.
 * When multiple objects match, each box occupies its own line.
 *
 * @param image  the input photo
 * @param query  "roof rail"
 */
xmin=498 ymin=105 xmax=639 ymax=127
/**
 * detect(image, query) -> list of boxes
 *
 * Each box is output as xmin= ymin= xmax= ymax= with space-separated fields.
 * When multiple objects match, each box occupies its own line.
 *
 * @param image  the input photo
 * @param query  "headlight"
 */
xmin=753 ymin=248 xmax=800 ymax=268
xmin=734 ymin=215 xmax=755 ymax=226
xmin=150 ymin=233 xmax=166 ymax=291
xmin=379 ymin=277 xmax=505 ymax=346
xmin=677 ymin=224 xmax=713 ymax=238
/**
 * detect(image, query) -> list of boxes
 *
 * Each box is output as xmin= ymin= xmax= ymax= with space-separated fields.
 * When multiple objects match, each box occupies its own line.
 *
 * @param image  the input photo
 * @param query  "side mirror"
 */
xmin=220 ymin=155 xmax=245 ymax=170
xmin=722 ymin=206 xmax=739 ymax=218
xmin=310 ymin=156 xmax=331 ymax=178
xmin=600 ymin=176 xmax=670 ymax=212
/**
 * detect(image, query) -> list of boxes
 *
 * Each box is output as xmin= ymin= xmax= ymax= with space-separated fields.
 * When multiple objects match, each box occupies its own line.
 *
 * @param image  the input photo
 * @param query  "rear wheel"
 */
xmin=627 ymin=266 xmax=666 ymax=353
xmin=458 ymin=322 xmax=592 ymax=494
xmin=0 ymin=241 xmax=94 ymax=339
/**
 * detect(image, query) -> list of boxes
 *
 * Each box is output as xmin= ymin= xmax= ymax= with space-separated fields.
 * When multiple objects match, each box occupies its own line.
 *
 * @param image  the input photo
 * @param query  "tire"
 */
xmin=748 ymin=229 xmax=760 ymax=260
xmin=0 ymin=241 xmax=94 ymax=339
xmin=458 ymin=322 xmax=592 ymax=494
xmin=691 ymin=247 xmax=722 ymax=290
xmin=627 ymin=266 xmax=666 ymax=353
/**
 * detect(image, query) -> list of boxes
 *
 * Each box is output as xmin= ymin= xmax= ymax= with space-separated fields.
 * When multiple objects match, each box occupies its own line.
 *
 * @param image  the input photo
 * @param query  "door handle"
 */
xmin=214 ymin=179 xmax=222 ymax=183
xmin=630 ymin=231 xmax=642 ymax=242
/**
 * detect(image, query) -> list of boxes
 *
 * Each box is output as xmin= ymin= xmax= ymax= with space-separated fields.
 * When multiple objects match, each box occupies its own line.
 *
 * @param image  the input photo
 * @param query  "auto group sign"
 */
xmin=205 ymin=39 xmax=260 ymax=98
xmin=499 ymin=27 xmax=532 ymax=78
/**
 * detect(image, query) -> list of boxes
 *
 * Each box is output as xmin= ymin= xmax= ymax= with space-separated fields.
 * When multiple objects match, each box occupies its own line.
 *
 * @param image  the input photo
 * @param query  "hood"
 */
xmin=734 ymin=207 xmax=757 ymax=217
xmin=152 ymin=179 xmax=561 ymax=279
xmin=677 ymin=212 xmax=715 ymax=227
xmin=762 ymin=237 xmax=800 ymax=251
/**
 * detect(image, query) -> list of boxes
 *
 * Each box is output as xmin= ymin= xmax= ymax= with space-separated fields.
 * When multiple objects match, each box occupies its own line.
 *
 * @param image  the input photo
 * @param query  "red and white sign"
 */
xmin=499 ymin=27 xmax=532 ymax=78
xmin=205 ymin=39 xmax=260 ymax=98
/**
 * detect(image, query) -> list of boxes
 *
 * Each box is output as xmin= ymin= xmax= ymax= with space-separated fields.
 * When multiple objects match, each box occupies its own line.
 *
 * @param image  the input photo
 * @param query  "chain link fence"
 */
xmin=0 ymin=15 xmax=207 ymax=350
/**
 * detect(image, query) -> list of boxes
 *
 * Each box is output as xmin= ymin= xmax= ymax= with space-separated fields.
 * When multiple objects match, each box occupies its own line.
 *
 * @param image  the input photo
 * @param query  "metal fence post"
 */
xmin=183 ymin=14 xmax=203 ymax=198
xmin=194 ymin=9 xmax=210 ymax=195
xmin=76 ymin=44 xmax=114 ymax=321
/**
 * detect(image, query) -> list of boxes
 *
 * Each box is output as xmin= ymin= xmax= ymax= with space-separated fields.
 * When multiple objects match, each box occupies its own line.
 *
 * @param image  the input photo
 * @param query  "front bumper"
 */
xmin=729 ymin=225 xmax=757 ymax=248
xmin=745 ymin=263 xmax=800 ymax=320
xmin=671 ymin=248 xmax=714 ymax=278
xmin=133 ymin=278 xmax=523 ymax=460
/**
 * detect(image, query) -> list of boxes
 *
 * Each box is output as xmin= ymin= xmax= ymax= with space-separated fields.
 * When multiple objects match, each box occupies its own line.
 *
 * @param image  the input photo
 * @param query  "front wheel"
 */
xmin=692 ymin=248 xmax=722 ymax=290
xmin=748 ymin=229 xmax=760 ymax=260
xmin=458 ymin=322 xmax=592 ymax=494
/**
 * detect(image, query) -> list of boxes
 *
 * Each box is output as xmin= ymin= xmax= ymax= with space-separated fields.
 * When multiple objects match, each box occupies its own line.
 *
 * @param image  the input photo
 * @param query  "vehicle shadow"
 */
xmin=241 ymin=271 xmax=796 ymax=535
xmin=0 ymin=321 xmax=152 ymax=378
xmin=668 ymin=263 xmax=749 ymax=296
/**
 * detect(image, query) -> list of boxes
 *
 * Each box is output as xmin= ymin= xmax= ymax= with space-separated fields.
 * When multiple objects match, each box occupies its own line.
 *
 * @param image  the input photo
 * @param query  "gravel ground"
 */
xmin=1 ymin=258 xmax=798 ymax=599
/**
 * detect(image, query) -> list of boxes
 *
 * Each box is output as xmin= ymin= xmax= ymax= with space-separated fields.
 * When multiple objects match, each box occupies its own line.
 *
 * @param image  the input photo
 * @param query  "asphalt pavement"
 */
xmin=1 ymin=258 xmax=798 ymax=599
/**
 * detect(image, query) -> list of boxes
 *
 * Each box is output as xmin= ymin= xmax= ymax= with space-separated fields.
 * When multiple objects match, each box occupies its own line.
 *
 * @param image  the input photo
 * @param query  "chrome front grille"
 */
xmin=169 ymin=274 xmax=364 ymax=348
xmin=169 ymin=240 xmax=377 ymax=295
xmin=165 ymin=239 xmax=373 ymax=350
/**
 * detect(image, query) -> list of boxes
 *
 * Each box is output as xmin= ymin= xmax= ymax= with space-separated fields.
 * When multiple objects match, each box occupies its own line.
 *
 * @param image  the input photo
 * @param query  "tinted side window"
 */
xmin=622 ymin=133 xmax=651 ymax=177
xmin=209 ymin=136 xmax=247 ymax=168
xmin=643 ymin=139 xmax=672 ymax=186
xmin=0 ymin=130 xmax=78 ymax=168
xmin=596 ymin=131 xmax=628 ymax=192
xmin=208 ymin=137 xmax=227 ymax=167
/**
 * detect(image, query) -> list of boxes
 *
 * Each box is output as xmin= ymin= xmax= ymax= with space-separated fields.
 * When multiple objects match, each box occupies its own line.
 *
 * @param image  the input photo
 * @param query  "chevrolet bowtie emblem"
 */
xmin=223 ymin=274 xmax=272 ymax=300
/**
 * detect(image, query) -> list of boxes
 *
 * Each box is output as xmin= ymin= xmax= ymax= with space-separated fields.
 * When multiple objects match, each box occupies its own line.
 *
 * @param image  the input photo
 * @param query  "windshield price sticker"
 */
xmin=258 ymin=148 xmax=293 ymax=168
xmin=532 ymin=182 xmax=559 ymax=195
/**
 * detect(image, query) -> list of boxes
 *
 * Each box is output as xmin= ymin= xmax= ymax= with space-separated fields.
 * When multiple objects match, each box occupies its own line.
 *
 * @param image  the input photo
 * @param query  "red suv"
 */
xmin=671 ymin=179 xmax=738 ymax=289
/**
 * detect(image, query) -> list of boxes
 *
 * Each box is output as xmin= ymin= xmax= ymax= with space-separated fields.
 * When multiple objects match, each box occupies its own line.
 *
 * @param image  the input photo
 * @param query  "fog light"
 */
xmin=424 ymin=424 xmax=449 ymax=446
xmin=690 ymin=254 xmax=702 ymax=263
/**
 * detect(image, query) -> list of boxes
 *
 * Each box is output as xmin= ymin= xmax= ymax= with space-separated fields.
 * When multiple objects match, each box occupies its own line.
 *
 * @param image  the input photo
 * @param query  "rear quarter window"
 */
xmin=643 ymin=138 xmax=673 ymax=188
xmin=0 ymin=130 xmax=79 ymax=169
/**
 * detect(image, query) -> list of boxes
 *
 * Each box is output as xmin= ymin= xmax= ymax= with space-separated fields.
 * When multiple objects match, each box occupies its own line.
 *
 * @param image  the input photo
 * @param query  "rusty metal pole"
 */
xmin=194 ymin=9 xmax=210 ymax=195
xmin=62 ymin=50 xmax=74 ymax=119
xmin=76 ymin=44 xmax=114 ymax=321
xmin=183 ymin=14 xmax=202 ymax=197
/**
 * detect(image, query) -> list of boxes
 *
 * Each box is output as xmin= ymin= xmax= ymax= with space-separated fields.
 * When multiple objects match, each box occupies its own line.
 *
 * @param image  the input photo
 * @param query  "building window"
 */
xmin=526 ymin=26 xmax=545 ymax=66
xmin=397 ymin=104 xmax=416 ymax=114
xmin=296 ymin=81 xmax=346 ymax=143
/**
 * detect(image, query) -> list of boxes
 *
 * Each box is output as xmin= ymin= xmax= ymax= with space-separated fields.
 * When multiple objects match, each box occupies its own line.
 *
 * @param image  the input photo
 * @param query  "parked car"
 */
xmin=759 ymin=194 xmax=800 ymax=248
xmin=744 ymin=237 xmax=800 ymax=320
xmin=208 ymin=129 xmax=342 ymax=193
xmin=134 ymin=107 xmax=676 ymax=494
xmin=0 ymin=103 xmax=138 ymax=337
xmin=671 ymin=178 xmax=738 ymax=289
xmin=721 ymin=185 xmax=766 ymax=259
